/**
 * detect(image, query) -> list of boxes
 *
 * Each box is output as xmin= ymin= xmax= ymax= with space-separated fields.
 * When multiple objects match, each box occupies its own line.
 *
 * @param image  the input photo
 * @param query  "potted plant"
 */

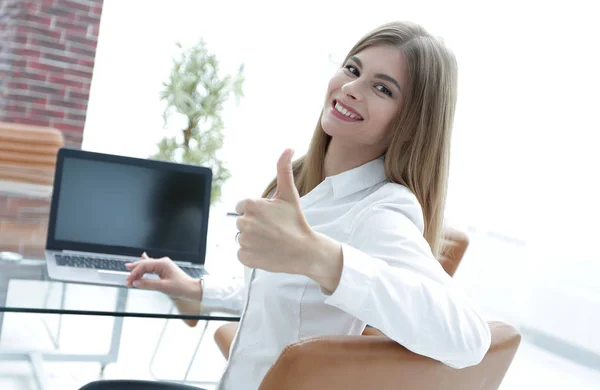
xmin=153 ymin=39 xmax=244 ymax=204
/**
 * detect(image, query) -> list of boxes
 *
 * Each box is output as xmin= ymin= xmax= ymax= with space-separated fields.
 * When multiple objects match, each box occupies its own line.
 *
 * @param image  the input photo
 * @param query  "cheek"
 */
xmin=370 ymin=103 xmax=399 ymax=137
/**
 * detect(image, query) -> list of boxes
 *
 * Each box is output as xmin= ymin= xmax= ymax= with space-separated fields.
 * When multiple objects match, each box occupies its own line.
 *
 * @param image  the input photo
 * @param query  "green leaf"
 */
xmin=155 ymin=38 xmax=245 ymax=205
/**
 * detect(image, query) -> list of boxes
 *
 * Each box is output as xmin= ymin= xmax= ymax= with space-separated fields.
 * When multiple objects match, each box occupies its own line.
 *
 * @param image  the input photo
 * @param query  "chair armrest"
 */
xmin=214 ymin=322 xmax=238 ymax=359
xmin=259 ymin=321 xmax=520 ymax=390
xmin=439 ymin=227 xmax=470 ymax=277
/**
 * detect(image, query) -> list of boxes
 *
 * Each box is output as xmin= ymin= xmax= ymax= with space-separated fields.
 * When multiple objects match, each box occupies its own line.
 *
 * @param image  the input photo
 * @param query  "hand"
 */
xmin=125 ymin=253 xmax=202 ymax=301
xmin=235 ymin=149 xmax=342 ymax=286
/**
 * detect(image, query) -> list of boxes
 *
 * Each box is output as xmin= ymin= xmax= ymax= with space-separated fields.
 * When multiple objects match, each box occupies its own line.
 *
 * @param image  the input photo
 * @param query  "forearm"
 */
xmin=322 ymin=244 xmax=491 ymax=368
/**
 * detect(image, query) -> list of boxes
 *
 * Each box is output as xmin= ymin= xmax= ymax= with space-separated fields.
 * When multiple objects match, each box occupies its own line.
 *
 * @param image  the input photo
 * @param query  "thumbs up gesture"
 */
xmin=234 ymin=149 xmax=330 ymax=277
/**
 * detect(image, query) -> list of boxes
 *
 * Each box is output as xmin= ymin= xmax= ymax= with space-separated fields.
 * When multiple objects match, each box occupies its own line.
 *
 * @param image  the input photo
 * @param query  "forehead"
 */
xmin=351 ymin=45 xmax=406 ymax=83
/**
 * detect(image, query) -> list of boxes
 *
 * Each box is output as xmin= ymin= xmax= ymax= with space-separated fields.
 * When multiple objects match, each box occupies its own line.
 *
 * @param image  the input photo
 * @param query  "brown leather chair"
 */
xmin=0 ymin=122 xmax=64 ymax=258
xmin=0 ymin=122 xmax=64 ymax=186
xmin=212 ymin=229 xmax=522 ymax=389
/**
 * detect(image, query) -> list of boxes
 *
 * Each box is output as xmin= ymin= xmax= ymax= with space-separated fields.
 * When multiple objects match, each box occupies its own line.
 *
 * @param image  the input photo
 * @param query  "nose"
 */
xmin=341 ymin=81 xmax=364 ymax=101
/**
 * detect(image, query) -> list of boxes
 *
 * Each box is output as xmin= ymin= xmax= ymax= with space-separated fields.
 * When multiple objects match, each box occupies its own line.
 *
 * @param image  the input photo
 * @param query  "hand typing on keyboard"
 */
xmin=125 ymin=253 xmax=203 ymax=301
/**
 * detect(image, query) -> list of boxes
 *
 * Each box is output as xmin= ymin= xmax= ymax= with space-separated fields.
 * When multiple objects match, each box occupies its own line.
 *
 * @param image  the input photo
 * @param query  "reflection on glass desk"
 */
xmin=0 ymin=257 xmax=238 ymax=390
xmin=0 ymin=258 xmax=239 ymax=321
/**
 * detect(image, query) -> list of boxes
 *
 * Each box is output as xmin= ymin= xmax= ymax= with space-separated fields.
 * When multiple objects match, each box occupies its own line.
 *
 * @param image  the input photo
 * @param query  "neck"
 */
xmin=323 ymin=138 xmax=384 ymax=178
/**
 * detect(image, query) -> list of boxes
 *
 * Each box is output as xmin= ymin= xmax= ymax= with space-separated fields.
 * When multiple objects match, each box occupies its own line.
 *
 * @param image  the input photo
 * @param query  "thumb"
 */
xmin=273 ymin=148 xmax=299 ymax=203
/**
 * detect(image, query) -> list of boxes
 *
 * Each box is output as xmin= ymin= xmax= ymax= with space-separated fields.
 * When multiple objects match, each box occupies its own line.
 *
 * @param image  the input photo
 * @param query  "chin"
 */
xmin=320 ymin=113 xmax=343 ymax=138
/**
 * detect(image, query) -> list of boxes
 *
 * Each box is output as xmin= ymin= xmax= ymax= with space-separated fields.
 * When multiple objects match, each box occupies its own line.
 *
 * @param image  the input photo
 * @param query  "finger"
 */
xmin=131 ymin=278 xmax=164 ymax=291
xmin=235 ymin=199 xmax=247 ymax=215
xmin=236 ymin=232 xmax=246 ymax=247
xmin=128 ymin=253 xmax=166 ymax=268
xmin=235 ymin=215 xmax=251 ymax=233
xmin=125 ymin=258 xmax=148 ymax=270
xmin=126 ymin=260 xmax=162 ymax=285
xmin=237 ymin=247 xmax=252 ymax=267
xmin=273 ymin=148 xmax=299 ymax=203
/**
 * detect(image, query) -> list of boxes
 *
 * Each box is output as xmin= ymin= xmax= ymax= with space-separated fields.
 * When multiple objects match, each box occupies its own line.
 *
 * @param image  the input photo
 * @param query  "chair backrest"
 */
xmin=0 ymin=122 xmax=64 ymax=186
xmin=0 ymin=122 xmax=64 ymax=258
xmin=438 ymin=226 xmax=470 ymax=277
xmin=259 ymin=321 xmax=521 ymax=390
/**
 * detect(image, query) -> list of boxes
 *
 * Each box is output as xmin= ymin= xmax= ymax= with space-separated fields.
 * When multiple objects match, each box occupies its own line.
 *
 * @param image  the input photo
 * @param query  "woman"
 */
xmin=125 ymin=20 xmax=491 ymax=390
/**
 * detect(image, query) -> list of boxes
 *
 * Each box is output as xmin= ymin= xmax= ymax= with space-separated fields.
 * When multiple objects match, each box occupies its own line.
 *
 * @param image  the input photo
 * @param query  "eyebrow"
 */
xmin=348 ymin=55 xmax=402 ymax=92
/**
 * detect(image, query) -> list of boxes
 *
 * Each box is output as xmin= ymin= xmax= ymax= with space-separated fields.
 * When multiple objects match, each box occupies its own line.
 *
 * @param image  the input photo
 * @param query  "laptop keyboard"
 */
xmin=54 ymin=254 xmax=206 ymax=278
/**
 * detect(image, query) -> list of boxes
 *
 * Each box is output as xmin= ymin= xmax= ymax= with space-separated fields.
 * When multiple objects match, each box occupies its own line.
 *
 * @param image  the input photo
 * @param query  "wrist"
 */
xmin=306 ymin=232 xmax=343 ymax=293
xmin=183 ymin=276 xmax=204 ymax=301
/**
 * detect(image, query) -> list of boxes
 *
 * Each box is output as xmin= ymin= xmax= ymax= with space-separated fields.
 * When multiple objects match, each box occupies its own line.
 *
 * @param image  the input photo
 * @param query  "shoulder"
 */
xmin=356 ymin=181 xmax=424 ymax=233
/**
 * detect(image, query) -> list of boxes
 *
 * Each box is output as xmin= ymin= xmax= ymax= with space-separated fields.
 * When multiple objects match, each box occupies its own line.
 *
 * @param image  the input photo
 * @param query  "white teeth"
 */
xmin=335 ymin=102 xmax=360 ymax=120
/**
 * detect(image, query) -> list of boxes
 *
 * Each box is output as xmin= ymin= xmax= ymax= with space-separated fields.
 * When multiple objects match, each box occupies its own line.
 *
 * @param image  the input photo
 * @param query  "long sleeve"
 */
xmin=201 ymin=274 xmax=246 ymax=313
xmin=322 ymin=200 xmax=492 ymax=369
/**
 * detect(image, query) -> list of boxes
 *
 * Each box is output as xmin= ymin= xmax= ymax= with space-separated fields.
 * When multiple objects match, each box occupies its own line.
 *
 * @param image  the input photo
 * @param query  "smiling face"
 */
xmin=321 ymin=45 xmax=407 ymax=154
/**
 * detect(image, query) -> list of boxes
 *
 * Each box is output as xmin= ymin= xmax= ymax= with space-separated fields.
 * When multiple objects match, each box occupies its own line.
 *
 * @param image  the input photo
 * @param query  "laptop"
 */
xmin=45 ymin=148 xmax=212 ymax=286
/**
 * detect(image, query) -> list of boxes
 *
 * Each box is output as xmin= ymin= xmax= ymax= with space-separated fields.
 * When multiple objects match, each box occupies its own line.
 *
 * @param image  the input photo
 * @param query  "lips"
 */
xmin=333 ymin=99 xmax=363 ymax=121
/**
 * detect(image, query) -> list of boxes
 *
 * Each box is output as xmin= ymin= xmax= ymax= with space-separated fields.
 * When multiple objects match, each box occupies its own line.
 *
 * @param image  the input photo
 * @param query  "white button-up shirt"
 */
xmin=202 ymin=157 xmax=492 ymax=390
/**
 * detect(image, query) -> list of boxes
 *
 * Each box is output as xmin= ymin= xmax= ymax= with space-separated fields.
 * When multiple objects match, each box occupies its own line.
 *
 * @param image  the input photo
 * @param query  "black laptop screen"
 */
xmin=53 ymin=156 xmax=209 ymax=258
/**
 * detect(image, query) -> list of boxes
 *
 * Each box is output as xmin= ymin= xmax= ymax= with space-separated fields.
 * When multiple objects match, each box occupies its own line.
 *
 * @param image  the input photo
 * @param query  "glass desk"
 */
xmin=0 ymin=258 xmax=239 ymax=389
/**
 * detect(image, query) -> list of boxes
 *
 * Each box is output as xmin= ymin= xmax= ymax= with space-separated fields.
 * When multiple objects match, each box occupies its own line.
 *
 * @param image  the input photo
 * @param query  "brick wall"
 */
xmin=0 ymin=0 xmax=104 ymax=148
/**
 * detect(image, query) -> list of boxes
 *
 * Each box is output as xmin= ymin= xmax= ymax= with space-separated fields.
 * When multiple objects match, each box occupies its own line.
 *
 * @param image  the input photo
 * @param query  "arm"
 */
xmin=201 ymin=274 xmax=246 ymax=314
xmin=308 ymin=199 xmax=491 ymax=369
xmin=172 ymin=275 xmax=245 ymax=327
xmin=126 ymin=254 xmax=247 ymax=316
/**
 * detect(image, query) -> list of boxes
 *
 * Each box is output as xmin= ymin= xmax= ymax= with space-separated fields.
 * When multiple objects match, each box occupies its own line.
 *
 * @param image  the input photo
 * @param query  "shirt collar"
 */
xmin=328 ymin=156 xmax=388 ymax=200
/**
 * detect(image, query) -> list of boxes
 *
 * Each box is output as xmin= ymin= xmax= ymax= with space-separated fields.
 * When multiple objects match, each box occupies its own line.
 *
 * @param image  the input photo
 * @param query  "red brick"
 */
xmin=15 ymin=36 xmax=29 ymax=45
xmin=10 ymin=58 xmax=28 ymax=68
xmin=8 ymin=93 xmax=47 ymax=105
xmin=14 ymin=70 xmax=47 ymax=82
xmin=55 ymin=19 xmax=88 ymax=33
xmin=66 ymin=111 xmax=86 ymax=121
xmin=29 ymin=60 xmax=68 ymax=74
xmin=25 ymin=2 xmax=39 ymax=13
xmin=30 ymin=36 xmax=67 ymax=52
xmin=75 ymin=13 xmax=101 ymax=27
xmin=8 ymin=82 xmax=30 ymax=90
xmin=48 ymin=97 xmax=84 ymax=109
xmin=52 ymin=122 xmax=82 ymax=132
xmin=48 ymin=75 xmax=84 ymax=89
xmin=6 ymin=116 xmax=51 ymax=127
xmin=31 ymin=107 xmax=65 ymax=119
xmin=26 ymin=14 xmax=52 ymax=27
xmin=41 ymin=51 xmax=74 ymax=64
xmin=68 ymin=43 xmax=96 ymax=57
xmin=67 ymin=89 xmax=90 ymax=101
xmin=76 ymin=58 xmax=95 ymax=68
xmin=23 ymin=23 xmax=62 ymax=40
xmin=63 ymin=0 xmax=92 ymax=13
xmin=6 ymin=104 xmax=28 ymax=114
xmin=43 ymin=5 xmax=71 ymax=17
xmin=16 ymin=48 xmax=42 ymax=59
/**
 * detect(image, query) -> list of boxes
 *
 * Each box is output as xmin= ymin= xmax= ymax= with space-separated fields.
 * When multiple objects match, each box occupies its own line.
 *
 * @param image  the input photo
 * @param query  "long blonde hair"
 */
xmin=262 ymin=21 xmax=458 ymax=257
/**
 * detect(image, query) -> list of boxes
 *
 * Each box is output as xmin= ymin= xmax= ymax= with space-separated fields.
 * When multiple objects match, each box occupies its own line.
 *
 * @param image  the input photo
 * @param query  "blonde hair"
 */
xmin=262 ymin=21 xmax=458 ymax=257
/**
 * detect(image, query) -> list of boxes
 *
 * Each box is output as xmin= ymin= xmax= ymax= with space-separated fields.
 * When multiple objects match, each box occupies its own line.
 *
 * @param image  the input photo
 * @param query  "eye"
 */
xmin=344 ymin=64 xmax=360 ymax=76
xmin=375 ymin=84 xmax=392 ymax=97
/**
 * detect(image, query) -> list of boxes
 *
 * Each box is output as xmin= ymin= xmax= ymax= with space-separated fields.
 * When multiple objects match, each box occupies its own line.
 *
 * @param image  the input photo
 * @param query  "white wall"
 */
xmin=83 ymin=0 xmax=600 ymax=289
